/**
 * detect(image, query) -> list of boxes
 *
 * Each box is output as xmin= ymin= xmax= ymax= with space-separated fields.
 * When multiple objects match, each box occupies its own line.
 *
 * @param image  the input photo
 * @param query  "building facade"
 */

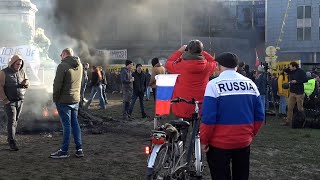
xmin=31 ymin=0 xmax=264 ymax=66
xmin=266 ymin=0 xmax=320 ymax=63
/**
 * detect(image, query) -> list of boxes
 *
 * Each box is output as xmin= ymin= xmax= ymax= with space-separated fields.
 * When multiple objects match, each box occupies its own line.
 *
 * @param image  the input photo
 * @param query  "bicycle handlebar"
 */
xmin=171 ymin=97 xmax=202 ymax=105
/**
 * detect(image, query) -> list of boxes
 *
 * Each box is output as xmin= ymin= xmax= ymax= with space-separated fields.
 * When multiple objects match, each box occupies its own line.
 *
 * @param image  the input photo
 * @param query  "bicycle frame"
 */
xmin=146 ymin=97 xmax=204 ymax=179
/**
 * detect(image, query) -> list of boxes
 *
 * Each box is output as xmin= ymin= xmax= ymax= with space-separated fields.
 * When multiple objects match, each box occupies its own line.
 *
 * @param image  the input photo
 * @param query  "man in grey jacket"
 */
xmin=0 ymin=55 xmax=29 ymax=151
xmin=121 ymin=60 xmax=134 ymax=121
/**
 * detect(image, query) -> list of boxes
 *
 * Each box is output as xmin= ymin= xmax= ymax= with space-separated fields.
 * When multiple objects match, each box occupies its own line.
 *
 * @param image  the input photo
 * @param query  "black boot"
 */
xmin=142 ymin=112 xmax=149 ymax=118
xmin=9 ymin=140 xmax=19 ymax=151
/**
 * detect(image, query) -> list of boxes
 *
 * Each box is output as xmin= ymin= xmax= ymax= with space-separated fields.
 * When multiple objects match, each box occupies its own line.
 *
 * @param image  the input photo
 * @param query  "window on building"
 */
xmin=297 ymin=5 xmax=312 ymax=41
xmin=297 ymin=28 xmax=303 ymax=41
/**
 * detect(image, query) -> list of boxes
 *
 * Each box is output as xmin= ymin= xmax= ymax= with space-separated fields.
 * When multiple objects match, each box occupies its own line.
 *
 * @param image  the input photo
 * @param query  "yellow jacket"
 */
xmin=278 ymin=74 xmax=289 ymax=97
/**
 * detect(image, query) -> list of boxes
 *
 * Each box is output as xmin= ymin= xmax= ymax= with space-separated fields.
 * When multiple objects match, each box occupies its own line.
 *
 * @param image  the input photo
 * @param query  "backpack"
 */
xmin=292 ymin=105 xmax=306 ymax=129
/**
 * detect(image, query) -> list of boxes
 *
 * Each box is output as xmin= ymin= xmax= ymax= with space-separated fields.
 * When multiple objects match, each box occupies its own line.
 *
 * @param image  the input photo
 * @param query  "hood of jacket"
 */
xmin=8 ymin=54 xmax=24 ymax=70
xmin=182 ymin=51 xmax=204 ymax=61
xmin=63 ymin=56 xmax=81 ymax=69
xmin=154 ymin=63 xmax=163 ymax=68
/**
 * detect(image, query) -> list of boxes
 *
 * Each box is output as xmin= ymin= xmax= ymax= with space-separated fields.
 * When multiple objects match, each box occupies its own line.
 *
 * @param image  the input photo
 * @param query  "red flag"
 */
xmin=255 ymin=48 xmax=260 ymax=67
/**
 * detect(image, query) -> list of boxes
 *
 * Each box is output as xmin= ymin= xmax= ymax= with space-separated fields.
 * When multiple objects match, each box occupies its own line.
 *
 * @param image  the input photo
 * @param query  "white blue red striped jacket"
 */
xmin=200 ymin=70 xmax=265 ymax=149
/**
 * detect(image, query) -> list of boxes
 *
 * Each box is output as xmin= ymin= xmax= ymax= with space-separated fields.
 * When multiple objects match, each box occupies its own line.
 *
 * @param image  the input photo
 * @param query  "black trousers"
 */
xmin=206 ymin=145 xmax=250 ymax=180
xmin=152 ymin=88 xmax=156 ymax=101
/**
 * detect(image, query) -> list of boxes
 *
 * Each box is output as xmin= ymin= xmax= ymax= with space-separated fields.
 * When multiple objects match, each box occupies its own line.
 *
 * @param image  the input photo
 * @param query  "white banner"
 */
xmin=97 ymin=49 xmax=127 ymax=60
xmin=0 ymin=45 xmax=41 ymax=82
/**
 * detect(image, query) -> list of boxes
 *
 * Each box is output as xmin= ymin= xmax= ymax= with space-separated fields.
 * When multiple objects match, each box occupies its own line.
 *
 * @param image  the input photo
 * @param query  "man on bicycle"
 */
xmin=200 ymin=52 xmax=265 ymax=180
xmin=165 ymin=40 xmax=216 ymax=118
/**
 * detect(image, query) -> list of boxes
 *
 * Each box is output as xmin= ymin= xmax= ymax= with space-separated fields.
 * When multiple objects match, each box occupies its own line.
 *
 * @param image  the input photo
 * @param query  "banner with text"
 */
xmin=272 ymin=60 xmax=300 ymax=76
xmin=0 ymin=45 xmax=41 ymax=82
xmin=97 ymin=49 xmax=127 ymax=60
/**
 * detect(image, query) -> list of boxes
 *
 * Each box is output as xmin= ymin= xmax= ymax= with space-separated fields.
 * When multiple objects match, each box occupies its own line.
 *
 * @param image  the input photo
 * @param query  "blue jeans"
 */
xmin=80 ymin=82 xmax=87 ymax=107
xmin=279 ymin=96 xmax=287 ymax=114
xmin=85 ymin=85 xmax=106 ymax=109
xmin=129 ymin=91 xmax=145 ymax=115
xmin=145 ymin=86 xmax=151 ymax=100
xmin=56 ymin=103 xmax=82 ymax=152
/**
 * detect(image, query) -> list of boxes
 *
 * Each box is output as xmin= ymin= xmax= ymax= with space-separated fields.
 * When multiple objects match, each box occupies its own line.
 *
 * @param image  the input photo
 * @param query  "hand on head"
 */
xmin=178 ymin=45 xmax=187 ymax=53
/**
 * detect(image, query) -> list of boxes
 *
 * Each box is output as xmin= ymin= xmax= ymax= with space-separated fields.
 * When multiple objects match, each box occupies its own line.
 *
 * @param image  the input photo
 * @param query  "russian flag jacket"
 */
xmin=200 ymin=70 xmax=265 ymax=149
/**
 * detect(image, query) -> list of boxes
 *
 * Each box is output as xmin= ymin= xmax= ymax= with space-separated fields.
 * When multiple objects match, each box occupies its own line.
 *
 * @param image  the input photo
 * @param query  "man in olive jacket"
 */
xmin=0 ymin=54 xmax=29 ymax=151
xmin=50 ymin=48 xmax=84 ymax=159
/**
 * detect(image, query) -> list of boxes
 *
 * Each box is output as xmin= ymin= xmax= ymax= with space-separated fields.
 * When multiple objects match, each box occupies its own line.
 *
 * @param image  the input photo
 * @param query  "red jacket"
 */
xmin=166 ymin=51 xmax=216 ymax=118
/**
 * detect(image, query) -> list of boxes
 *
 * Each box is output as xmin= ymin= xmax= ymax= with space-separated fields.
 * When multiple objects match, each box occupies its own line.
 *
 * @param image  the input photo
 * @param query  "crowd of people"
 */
xmin=0 ymin=38 xmax=317 ymax=179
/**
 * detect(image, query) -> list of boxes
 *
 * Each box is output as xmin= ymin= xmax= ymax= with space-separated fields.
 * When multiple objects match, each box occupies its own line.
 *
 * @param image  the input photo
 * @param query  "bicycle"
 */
xmin=146 ymin=97 xmax=204 ymax=180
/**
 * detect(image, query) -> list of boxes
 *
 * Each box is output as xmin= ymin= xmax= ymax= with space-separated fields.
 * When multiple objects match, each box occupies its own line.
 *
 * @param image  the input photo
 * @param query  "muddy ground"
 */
xmin=0 ymin=93 xmax=319 ymax=180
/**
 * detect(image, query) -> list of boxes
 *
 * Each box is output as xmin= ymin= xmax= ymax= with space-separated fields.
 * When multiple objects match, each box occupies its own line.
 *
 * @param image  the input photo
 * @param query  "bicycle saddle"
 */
xmin=169 ymin=119 xmax=190 ymax=129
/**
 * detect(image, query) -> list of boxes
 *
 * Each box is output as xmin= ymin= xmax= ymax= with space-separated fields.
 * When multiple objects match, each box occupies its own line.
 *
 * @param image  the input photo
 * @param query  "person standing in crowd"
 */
xmin=304 ymin=72 xmax=318 ymax=99
xmin=237 ymin=61 xmax=246 ymax=76
xmin=98 ymin=66 xmax=108 ymax=104
xmin=244 ymin=64 xmax=250 ymax=78
xmin=80 ymin=63 xmax=89 ymax=107
xmin=84 ymin=66 xmax=106 ymax=110
xmin=165 ymin=39 xmax=216 ymax=119
xmin=128 ymin=64 xmax=148 ymax=118
xmin=150 ymin=57 xmax=166 ymax=101
xmin=284 ymin=62 xmax=308 ymax=127
xmin=51 ymin=48 xmax=84 ymax=158
xmin=255 ymin=65 xmax=268 ymax=111
xmin=145 ymin=68 xmax=151 ymax=101
xmin=201 ymin=52 xmax=265 ymax=180
xmin=278 ymin=70 xmax=289 ymax=118
xmin=0 ymin=55 xmax=29 ymax=151
xmin=121 ymin=60 xmax=134 ymax=120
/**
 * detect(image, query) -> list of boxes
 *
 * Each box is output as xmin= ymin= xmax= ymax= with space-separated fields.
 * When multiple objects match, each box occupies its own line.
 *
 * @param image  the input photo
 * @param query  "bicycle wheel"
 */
xmin=194 ymin=137 xmax=203 ymax=177
xmin=147 ymin=144 xmax=172 ymax=180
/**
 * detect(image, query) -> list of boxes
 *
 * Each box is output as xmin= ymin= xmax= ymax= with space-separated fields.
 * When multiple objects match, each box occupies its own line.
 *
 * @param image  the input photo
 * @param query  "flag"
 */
xmin=255 ymin=48 xmax=260 ymax=67
xmin=155 ymin=74 xmax=179 ymax=116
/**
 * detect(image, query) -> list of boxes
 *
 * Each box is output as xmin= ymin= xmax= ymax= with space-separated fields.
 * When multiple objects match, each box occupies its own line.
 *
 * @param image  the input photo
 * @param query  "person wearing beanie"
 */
xmin=201 ymin=52 xmax=264 ymax=180
xmin=165 ymin=40 xmax=216 ymax=119
xmin=120 ymin=59 xmax=134 ymax=120
xmin=0 ymin=54 xmax=29 ymax=151
xmin=149 ymin=57 xmax=165 ymax=101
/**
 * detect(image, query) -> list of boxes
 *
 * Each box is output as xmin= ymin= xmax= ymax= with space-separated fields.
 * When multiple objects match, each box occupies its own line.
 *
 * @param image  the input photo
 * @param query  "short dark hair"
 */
xmin=151 ymin=57 xmax=159 ymax=67
xmin=136 ymin=64 xmax=142 ymax=69
xmin=186 ymin=40 xmax=203 ymax=54
xmin=290 ymin=62 xmax=299 ymax=68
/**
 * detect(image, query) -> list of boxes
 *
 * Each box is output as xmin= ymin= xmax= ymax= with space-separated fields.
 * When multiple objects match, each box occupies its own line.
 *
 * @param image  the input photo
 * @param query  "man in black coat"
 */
xmin=284 ymin=61 xmax=308 ymax=127
xmin=128 ymin=64 xmax=148 ymax=118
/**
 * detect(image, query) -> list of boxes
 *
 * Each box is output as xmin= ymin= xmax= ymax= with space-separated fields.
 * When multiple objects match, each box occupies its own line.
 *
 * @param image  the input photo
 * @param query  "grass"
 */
xmin=0 ymin=94 xmax=319 ymax=179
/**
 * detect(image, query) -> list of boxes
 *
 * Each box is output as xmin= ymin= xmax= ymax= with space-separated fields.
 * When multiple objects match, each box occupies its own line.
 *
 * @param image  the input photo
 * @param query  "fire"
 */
xmin=53 ymin=109 xmax=59 ymax=116
xmin=42 ymin=107 xmax=49 ymax=117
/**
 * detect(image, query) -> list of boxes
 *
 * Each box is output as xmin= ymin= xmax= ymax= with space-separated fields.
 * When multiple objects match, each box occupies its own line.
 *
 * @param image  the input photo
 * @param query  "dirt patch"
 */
xmin=0 ymin=93 xmax=319 ymax=179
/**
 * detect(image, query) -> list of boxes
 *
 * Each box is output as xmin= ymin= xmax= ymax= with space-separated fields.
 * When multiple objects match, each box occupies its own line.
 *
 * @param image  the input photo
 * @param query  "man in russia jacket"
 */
xmin=200 ymin=52 xmax=265 ymax=180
